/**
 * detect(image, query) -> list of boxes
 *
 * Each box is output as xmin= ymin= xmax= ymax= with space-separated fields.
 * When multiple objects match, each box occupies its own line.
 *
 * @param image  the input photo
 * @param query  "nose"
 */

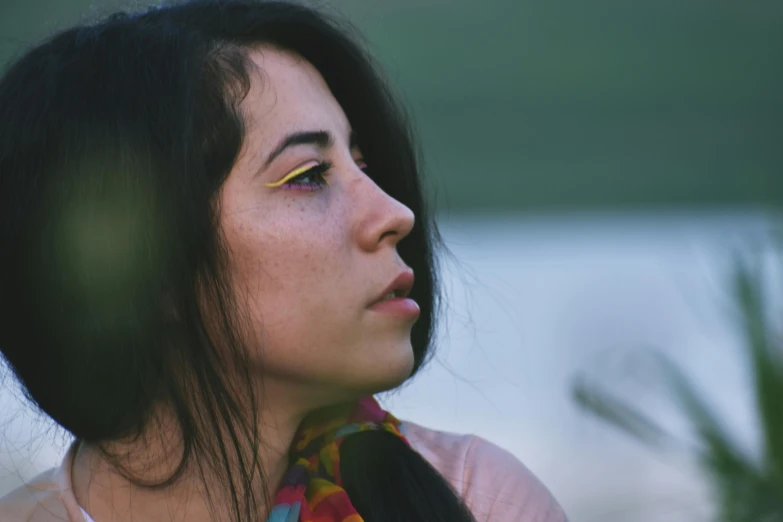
xmin=353 ymin=173 xmax=415 ymax=253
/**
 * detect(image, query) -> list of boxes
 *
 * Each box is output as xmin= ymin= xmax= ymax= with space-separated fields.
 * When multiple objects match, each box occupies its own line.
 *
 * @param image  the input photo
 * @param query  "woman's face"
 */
xmin=218 ymin=47 xmax=418 ymax=407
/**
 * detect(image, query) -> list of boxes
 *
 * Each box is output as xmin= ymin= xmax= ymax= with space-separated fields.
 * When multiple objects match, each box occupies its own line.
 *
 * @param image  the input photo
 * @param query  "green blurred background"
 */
xmin=1 ymin=0 xmax=780 ymax=213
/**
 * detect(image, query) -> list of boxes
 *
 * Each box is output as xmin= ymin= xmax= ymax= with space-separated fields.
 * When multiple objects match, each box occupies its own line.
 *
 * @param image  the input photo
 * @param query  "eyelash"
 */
xmin=282 ymin=160 xmax=369 ymax=191
xmin=282 ymin=160 xmax=333 ymax=191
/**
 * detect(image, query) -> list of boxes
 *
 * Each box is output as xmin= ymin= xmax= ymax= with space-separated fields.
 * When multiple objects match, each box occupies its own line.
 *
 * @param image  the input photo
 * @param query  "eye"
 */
xmin=356 ymin=158 xmax=368 ymax=172
xmin=266 ymin=160 xmax=333 ymax=191
xmin=284 ymin=161 xmax=331 ymax=190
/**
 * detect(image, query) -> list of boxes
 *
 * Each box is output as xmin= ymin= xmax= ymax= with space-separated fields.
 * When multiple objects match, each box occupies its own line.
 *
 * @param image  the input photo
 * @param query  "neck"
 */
xmin=71 ymin=395 xmax=308 ymax=522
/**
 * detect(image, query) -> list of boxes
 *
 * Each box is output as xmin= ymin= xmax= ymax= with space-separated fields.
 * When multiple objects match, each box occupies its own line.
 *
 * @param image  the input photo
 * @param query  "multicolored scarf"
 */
xmin=266 ymin=396 xmax=408 ymax=522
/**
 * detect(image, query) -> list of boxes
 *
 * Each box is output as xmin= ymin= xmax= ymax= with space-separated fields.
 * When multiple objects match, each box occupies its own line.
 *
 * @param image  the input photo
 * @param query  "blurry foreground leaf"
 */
xmin=574 ymin=258 xmax=783 ymax=521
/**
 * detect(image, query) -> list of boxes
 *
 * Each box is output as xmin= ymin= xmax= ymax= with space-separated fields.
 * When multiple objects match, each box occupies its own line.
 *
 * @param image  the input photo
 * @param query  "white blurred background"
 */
xmin=2 ymin=209 xmax=775 ymax=521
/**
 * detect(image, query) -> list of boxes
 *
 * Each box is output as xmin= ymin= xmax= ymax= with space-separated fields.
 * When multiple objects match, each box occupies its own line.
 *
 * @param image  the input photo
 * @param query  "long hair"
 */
xmin=0 ymin=1 xmax=475 ymax=521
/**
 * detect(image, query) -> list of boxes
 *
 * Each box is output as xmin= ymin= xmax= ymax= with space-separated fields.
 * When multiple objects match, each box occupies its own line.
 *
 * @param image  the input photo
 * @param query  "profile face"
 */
xmin=217 ymin=47 xmax=419 ymax=406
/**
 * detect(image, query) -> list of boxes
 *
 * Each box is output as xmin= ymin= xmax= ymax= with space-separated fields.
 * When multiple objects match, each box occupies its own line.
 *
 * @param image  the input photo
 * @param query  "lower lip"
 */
xmin=369 ymin=297 xmax=421 ymax=319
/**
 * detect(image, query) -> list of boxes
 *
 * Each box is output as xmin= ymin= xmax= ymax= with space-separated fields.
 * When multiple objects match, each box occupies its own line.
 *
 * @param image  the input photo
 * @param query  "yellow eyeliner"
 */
xmin=265 ymin=161 xmax=320 ymax=187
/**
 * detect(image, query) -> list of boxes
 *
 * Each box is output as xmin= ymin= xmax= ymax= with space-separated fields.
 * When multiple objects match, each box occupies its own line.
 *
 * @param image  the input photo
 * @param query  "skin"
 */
xmin=224 ymin=47 xmax=417 ymax=403
xmin=71 ymin=46 xmax=419 ymax=522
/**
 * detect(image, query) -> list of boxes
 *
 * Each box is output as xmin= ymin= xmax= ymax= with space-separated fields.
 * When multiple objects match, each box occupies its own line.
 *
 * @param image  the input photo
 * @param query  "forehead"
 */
xmin=240 ymin=47 xmax=350 ymax=144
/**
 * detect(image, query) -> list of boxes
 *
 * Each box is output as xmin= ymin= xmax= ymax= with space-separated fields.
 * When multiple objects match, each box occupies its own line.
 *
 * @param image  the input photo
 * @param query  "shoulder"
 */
xmin=0 ymin=447 xmax=85 ymax=522
xmin=0 ymin=468 xmax=73 ymax=522
xmin=402 ymin=420 xmax=568 ymax=522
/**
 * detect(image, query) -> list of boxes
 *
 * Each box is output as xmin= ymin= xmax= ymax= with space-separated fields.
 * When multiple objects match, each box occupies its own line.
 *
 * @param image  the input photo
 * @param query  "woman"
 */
xmin=0 ymin=1 xmax=567 ymax=521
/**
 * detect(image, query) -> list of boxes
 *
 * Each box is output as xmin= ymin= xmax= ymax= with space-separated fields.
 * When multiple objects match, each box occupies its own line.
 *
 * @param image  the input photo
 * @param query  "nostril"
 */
xmin=379 ymin=229 xmax=397 ymax=242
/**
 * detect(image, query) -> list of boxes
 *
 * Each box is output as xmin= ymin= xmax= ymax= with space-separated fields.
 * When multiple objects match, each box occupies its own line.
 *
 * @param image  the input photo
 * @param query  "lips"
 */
xmin=370 ymin=270 xmax=414 ymax=306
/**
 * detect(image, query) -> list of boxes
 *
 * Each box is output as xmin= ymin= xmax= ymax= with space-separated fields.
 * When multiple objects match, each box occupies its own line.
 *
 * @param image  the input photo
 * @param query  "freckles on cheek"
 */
xmin=225 ymin=192 xmax=348 ymax=284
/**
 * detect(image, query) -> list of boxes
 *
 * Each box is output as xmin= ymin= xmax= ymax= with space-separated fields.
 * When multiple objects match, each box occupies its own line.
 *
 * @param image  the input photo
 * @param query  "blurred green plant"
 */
xmin=573 ymin=257 xmax=783 ymax=521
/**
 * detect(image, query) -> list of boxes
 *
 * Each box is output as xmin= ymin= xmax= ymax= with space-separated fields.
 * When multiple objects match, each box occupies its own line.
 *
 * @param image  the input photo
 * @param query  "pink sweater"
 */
xmin=0 ymin=420 xmax=567 ymax=521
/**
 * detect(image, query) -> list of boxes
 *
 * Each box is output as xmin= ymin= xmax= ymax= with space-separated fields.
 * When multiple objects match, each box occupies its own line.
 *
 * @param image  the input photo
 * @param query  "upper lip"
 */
xmin=370 ymin=269 xmax=415 ymax=305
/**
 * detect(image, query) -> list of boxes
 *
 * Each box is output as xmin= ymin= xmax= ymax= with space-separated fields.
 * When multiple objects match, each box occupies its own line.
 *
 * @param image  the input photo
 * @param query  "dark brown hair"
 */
xmin=0 ymin=2 xmax=474 ymax=520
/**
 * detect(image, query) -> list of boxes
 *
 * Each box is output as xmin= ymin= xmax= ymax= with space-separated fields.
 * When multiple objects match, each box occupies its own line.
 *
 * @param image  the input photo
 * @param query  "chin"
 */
xmin=363 ymin=343 xmax=416 ymax=393
xmin=298 ymin=341 xmax=415 ymax=406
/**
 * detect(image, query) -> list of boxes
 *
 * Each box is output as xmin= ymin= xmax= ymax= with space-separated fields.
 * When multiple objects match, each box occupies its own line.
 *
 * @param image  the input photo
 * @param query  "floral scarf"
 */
xmin=266 ymin=396 xmax=407 ymax=522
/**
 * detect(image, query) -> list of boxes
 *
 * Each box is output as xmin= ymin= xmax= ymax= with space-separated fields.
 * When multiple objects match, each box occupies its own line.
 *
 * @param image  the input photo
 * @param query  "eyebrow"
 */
xmin=263 ymin=130 xmax=359 ymax=169
xmin=264 ymin=130 xmax=332 ymax=169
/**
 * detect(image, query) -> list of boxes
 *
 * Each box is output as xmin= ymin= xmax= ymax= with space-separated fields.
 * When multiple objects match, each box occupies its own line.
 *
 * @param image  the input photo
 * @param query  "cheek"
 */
xmin=231 ymin=222 xmax=324 ymax=291
xmin=218 ymin=182 xmax=368 ymax=369
xmin=224 ymin=202 xmax=352 ymax=330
